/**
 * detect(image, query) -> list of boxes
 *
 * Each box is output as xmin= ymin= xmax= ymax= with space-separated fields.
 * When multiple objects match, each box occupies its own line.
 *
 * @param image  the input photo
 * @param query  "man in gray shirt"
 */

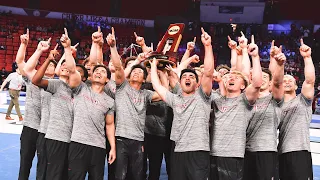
xmin=244 ymin=43 xmax=286 ymax=180
xmin=150 ymin=28 xmax=214 ymax=180
xmin=278 ymin=39 xmax=315 ymax=180
xmin=106 ymin=27 xmax=161 ymax=180
xmin=210 ymin=36 xmax=262 ymax=180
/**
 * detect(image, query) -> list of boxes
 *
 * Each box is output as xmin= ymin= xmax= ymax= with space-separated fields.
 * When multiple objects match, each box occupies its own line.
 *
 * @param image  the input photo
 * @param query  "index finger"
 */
xmin=240 ymin=31 xmax=245 ymax=37
xmin=98 ymin=26 xmax=101 ymax=33
xmin=227 ymin=35 xmax=232 ymax=41
xmin=300 ymin=38 xmax=304 ymax=45
xmin=134 ymin=32 xmax=138 ymax=38
xmin=74 ymin=43 xmax=79 ymax=48
xmin=193 ymin=37 xmax=196 ymax=43
xmin=251 ymin=35 xmax=255 ymax=44
xmin=111 ymin=27 xmax=115 ymax=36
xmin=47 ymin=37 xmax=52 ymax=43
xmin=64 ymin=28 xmax=68 ymax=37
xmin=54 ymin=43 xmax=58 ymax=50
xmin=26 ymin=28 xmax=29 ymax=36
xmin=201 ymin=27 xmax=205 ymax=34
xmin=271 ymin=40 xmax=275 ymax=47
xmin=279 ymin=45 xmax=283 ymax=52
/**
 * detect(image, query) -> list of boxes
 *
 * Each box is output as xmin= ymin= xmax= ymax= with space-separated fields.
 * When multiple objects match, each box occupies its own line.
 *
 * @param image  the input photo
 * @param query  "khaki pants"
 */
xmin=6 ymin=89 xmax=22 ymax=117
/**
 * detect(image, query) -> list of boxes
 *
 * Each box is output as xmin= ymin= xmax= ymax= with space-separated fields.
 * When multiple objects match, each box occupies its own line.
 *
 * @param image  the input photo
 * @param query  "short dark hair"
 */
xmin=124 ymin=56 xmax=137 ymax=68
xmin=180 ymin=69 xmax=199 ymax=82
xmin=49 ymin=60 xmax=57 ymax=68
xmin=92 ymin=64 xmax=111 ymax=79
xmin=129 ymin=64 xmax=148 ymax=80
xmin=216 ymin=64 xmax=231 ymax=72
xmin=262 ymin=67 xmax=272 ymax=81
xmin=61 ymin=59 xmax=66 ymax=65
xmin=76 ymin=64 xmax=88 ymax=80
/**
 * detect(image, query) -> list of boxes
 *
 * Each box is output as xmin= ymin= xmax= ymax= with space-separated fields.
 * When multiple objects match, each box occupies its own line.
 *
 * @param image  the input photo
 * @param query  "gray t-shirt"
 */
xmin=166 ymin=86 xmax=211 ymax=152
xmin=211 ymin=93 xmax=253 ymax=158
xmin=23 ymin=76 xmax=41 ymax=130
xmin=71 ymin=82 xmax=115 ymax=149
xmin=246 ymin=94 xmax=283 ymax=152
xmin=104 ymin=79 xmax=116 ymax=99
xmin=38 ymin=88 xmax=52 ymax=134
xmin=115 ymin=80 xmax=154 ymax=141
xmin=45 ymin=79 xmax=75 ymax=143
xmin=278 ymin=94 xmax=312 ymax=154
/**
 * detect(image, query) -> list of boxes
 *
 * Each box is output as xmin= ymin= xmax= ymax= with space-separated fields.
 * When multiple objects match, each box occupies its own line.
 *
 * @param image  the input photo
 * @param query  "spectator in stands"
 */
xmin=0 ymin=43 xmax=6 ymax=50
xmin=0 ymin=67 xmax=8 ymax=80
xmin=12 ymin=62 xmax=18 ymax=72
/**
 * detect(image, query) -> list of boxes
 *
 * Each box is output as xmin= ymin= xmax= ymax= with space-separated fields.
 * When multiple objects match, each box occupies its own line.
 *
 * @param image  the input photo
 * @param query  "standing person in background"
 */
xmin=0 ymin=69 xmax=24 ymax=121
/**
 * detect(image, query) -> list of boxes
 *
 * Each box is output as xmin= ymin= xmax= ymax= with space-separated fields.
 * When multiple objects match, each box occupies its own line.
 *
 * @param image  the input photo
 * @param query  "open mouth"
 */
xmin=185 ymin=82 xmax=191 ymax=87
xmin=229 ymin=82 xmax=235 ymax=86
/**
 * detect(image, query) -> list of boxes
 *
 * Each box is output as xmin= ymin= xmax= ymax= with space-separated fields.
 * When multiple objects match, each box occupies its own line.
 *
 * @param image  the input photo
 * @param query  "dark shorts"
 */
xmin=244 ymin=151 xmax=277 ymax=180
xmin=210 ymin=156 xmax=244 ymax=180
xmin=279 ymin=150 xmax=313 ymax=180
xmin=171 ymin=151 xmax=210 ymax=180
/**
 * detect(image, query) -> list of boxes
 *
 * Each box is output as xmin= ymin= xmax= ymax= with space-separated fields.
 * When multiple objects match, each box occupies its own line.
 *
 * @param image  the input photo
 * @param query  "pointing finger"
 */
xmin=201 ymin=27 xmax=205 ymax=34
xmin=47 ymin=37 xmax=52 ymax=43
xmin=271 ymin=40 xmax=275 ymax=47
xmin=26 ymin=28 xmax=29 ymax=36
xmin=54 ymin=43 xmax=58 ymax=50
xmin=193 ymin=37 xmax=196 ymax=43
xmin=134 ymin=32 xmax=138 ymax=38
xmin=64 ymin=28 xmax=68 ymax=37
xmin=227 ymin=36 xmax=232 ymax=41
xmin=74 ymin=43 xmax=79 ymax=48
xmin=98 ymin=26 xmax=101 ymax=33
xmin=240 ymin=31 xmax=245 ymax=37
xmin=300 ymin=38 xmax=304 ymax=46
xmin=251 ymin=35 xmax=255 ymax=44
xmin=111 ymin=27 xmax=115 ymax=36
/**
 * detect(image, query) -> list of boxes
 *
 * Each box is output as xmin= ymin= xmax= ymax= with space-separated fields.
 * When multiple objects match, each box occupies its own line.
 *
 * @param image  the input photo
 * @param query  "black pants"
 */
xmin=36 ymin=133 xmax=47 ymax=180
xmin=170 ymin=151 xmax=210 ymax=180
xmin=210 ymin=156 xmax=244 ymax=180
xmin=114 ymin=137 xmax=144 ymax=180
xmin=45 ymin=139 xmax=69 ymax=180
xmin=243 ymin=151 xmax=277 ymax=180
xmin=279 ymin=150 xmax=313 ymax=180
xmin=68 ymin=141 xmax=107 ymax=180
xmin=144 ymin=133 xmax=172 ymax=180
xmin=19 ymin=126 xmax=39 ymax=180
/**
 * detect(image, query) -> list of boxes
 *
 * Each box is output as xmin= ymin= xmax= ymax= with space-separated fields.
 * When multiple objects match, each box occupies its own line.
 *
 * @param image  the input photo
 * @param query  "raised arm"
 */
xmin=238 ymin=32 xmax=251 ymax=78
xmin=176 ymin=54 xmax=200 ymax=76
xmin=106 ymin=27 xmax=125 ymax=85
xmin=60 ymin=28 xmax=81 ymax=88
xmin=200 ymin=27 xmax=214 ymax=95
xmin=213 ymin=70 xmax=226 ymax=96
xmin=165 ymin=65 xmax=179 ymax=89
xmin=90 ymin=26 xmax=103 ymax=65
xmin=134 ymin=32 xmax=151 ymax=53
xmin=245 ymin=35 xmax=262 ymax=104
xmin=31 ymin=56 xmax=52 ymax=89
xmin=15 ymin=29 xmax=29 ymax=76
xmin=181 ymin=37 xmax=196 ymax=63
xmin=228 ymin=36 xmax=238 ymax=70
xmin=150 ymin=59 xmax=169 ymax=102
xmin=269 ymin=40 xmax=279 ymax=74
xmin=23 ymin=38 xmax=51 ymax=80
xmin=300 ymin=39 xmax=315 ymax=100
xmin=55 ymin=52 xmax=65 ymax=76
xmin=106 ymin=114 xmax=116 ymax=164
xmin=124 ymin=52 xmax=147 ymax=77
xmin=271 ymin=46 xmax=285 ymax=101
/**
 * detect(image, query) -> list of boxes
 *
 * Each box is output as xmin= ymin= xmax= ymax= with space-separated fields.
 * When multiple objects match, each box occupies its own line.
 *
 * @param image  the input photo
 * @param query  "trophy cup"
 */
xmin=144 ymin=23 xmax=185 ymax=69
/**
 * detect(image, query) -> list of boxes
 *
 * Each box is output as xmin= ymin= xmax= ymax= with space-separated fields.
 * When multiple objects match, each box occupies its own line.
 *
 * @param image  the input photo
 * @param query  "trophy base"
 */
xmin=143 ymin=52 xmax=178 ymax=69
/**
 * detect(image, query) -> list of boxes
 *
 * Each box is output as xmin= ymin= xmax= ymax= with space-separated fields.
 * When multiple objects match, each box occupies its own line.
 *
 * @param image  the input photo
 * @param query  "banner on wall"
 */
xmin=0 ymin=5 xmax=154 ymax=27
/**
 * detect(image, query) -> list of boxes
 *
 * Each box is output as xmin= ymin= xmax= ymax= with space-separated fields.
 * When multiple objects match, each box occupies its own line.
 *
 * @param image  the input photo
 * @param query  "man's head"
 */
xmin=83 ymin=58 xmax=93 ymax=77
xmin=225 ymin=71 xmax=248 ymax=93
xmin=92 ymin=65 xmax=109 ymax=85
xmin=260 ymin=67 xmax=272 ymax=91
xmin=76 ymin=64 xmax=88 ymax=82
xmin=128 ymin=64 xmax=147 ymax=84
xmin=124 ymin=56 xmax=137 ymax=68
xmin=180 ymin=69 xmax=199 ymax=94
xmin=283 ymin=74 xmax=297 ymax=93
xmin=216 ymin=64 xmax=230 ymax=76
xmin=59 ymin=60 xmax=70 ymax=77
xmin=45 ymin=60 xmax=57 ymax=77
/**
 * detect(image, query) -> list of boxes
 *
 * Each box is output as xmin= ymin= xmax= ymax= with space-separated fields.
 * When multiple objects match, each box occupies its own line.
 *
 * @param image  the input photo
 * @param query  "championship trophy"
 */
xmin=144 ymin=23 xmax=185 ymax=69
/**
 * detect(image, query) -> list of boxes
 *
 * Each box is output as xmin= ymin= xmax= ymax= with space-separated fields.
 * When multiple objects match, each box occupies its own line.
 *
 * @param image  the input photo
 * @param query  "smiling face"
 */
xmin=45 ymin=62 xmax=56 ymax=77
xmin=92 ymin=66 xmax=108 ymax=84
xmin=129 ymin=67 xmax=145 ymax=83
xmin=283 ymin=75 xmax=297 ymax=93
xmin=59 ymin=62 xmax=70 ymax=77
xmin=180 ymin=72 xmax=198 ymax=94
xmin=260 ymin=72 xmax=271 ymax=91
xmin=225 ymin=72 xmax=246 ymax=93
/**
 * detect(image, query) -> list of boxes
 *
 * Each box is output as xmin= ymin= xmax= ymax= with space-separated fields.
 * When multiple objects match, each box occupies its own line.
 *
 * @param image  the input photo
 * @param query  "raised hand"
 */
xmin=60 ymin=28 xmax=71 ymax=48
xmin=187 ymin=37 xmax=196 ymax=51
xmin=92 ymin=26 xmax=103 ymax=45
xmin=200 ymin=28 xmax=212 ymax=47
xmin=106 ymin=27 xmax=116 ymax=48
xmin=20 ymin=28 xmax=29 ymax=45
xmin=137 ymin=52 xmax=149 ymax=62
xmin=238 ymin=31 xmax=248 ymax=49
xmin=236 ymin=46 xmax=242 ymax=55
xmin=190 ymin=54 xmax=200 ymax=64
xmin=48 ymin=43 xmax=60 ymax=60
xmin=37 ymin=37 xmax=52 ymax=52
xmin=274 ymin=46 xmax=286 ymax=65
xmin=213 ymin=70 xmax=222 ymax=82
xmin=299 ymin=39 xmax=312 ymax=58
xmin=134 ymin=32 xmax=145 ymax=47
xmin=71 ymin=43 xmax=79 ymax=56
xmin=150 ymin=58 xmax=158 ymax=68
xmin=227 ymin=36 xmax=237 ymax=50
xmin=270 ymin=40 xmax=282 ymax=58
xmin=247 ymin=35 xmax=258 ymax=57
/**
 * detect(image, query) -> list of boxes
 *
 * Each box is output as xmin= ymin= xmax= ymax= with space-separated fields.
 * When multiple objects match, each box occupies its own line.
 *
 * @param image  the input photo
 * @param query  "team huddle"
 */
xmin=14 ymin=25 xmax=315 ymax=180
